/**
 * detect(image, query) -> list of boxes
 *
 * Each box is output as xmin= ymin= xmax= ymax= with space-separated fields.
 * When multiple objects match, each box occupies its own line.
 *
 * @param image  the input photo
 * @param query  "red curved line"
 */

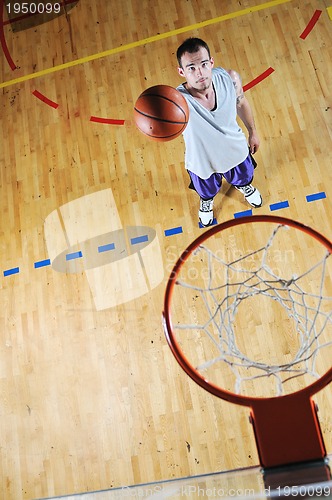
xmin=300 ymin=10 xmax=322 ymax=39
xmin=90 ymin=116 xmax=125 ymax=125
xmin=32 ymin=90 xmax=59 ymax=108
xmin=243 ymin=67 xmax=275 ymax=92
xmin=0 ymin=0 xmax=16 ymax=70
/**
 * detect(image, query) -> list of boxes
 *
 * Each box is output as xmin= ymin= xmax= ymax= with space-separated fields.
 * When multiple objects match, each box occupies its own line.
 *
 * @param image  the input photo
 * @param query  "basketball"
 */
xmin=134 ymin=85 xmax=189 ymax=142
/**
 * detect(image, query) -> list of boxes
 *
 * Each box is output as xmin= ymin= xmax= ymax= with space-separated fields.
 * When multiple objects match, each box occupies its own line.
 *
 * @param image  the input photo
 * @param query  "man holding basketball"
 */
xmin=176 ymin=38 xmax=262 ymax=226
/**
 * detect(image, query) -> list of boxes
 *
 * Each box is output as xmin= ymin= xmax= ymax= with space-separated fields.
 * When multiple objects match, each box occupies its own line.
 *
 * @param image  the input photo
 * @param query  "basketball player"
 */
xmin=176 ymin=38 xmax=262 ymax=226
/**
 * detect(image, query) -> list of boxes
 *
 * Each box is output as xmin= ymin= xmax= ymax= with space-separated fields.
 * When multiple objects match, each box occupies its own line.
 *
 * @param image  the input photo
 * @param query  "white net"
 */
xmin=169 ymin=221 xmax=332 ymax=398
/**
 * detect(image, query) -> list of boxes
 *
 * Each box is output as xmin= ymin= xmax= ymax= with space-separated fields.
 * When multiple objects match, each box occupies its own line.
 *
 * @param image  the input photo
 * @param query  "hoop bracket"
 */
xmin=250 ymin=394 xmax=326 ymax=468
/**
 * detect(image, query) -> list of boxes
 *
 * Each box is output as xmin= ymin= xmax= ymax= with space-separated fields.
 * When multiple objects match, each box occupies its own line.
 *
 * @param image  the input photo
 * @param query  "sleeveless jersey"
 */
xmin=177 ymin=67 xmax=248 ymax=179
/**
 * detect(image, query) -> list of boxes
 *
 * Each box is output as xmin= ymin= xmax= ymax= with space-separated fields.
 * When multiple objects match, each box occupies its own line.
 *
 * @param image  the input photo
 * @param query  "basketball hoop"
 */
xmin=163 ymin=215 xmax=332 ymax=469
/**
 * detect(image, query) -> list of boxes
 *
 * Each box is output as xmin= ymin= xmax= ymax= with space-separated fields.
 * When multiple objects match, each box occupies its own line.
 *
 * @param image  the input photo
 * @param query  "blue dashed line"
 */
xmin=164 ymin=226 xmax=183 ymax=236
xmin=198 ymin=218 xmax=217 ymax=229
xmin=66 ymin=251 xmax=83 ymax=261
xmin=306 ymin=192 xmax=326 ymax=202
xmin=269 ymin=200 xmax=289 ymax=211
xmin=34 ymin=259 xmax=51 ymax=268
xmin=234 ymin=209 xmax=253 ymax=218
xmin=1 ymin=192 xmax=328 ymax=276
xmin=98 ymin=243 xmax=115 ymax=253
xmin=4 ymin=267 xmax=20 ymax=277
xmin=131 ymin=235 xmax=148 ymax=245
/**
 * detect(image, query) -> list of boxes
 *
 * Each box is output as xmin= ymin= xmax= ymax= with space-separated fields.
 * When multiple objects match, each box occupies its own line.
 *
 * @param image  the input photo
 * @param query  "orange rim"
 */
xmin=163 ymin=215 xmax=332 ymax=407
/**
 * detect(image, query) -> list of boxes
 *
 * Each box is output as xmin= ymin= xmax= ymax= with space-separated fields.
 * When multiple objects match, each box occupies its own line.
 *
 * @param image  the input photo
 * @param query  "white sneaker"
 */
xmin=199 ymin=198 xmax=214 ymax=226
xmin=235 ymin=184 xmax=262 ymax=208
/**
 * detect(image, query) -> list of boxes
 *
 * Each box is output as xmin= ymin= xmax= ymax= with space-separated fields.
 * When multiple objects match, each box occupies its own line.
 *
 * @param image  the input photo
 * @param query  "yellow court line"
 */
xmin=0 ymin=0 xmax=292 ymax=89
xmin=327 ymin=6 xmax=332 ymax=20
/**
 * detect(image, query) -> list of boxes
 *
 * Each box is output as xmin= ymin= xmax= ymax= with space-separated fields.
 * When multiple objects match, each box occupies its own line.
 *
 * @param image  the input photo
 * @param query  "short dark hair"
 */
xmin=176 ymin=38 xmax=211 ymax=68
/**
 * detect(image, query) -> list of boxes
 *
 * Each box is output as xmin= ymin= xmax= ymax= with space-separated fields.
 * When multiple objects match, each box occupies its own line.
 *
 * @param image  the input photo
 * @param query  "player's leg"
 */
xmin=188 ymin=171 xmax=222 ymax=226
xmin=224 ymin=154 xmax=262 ymax=208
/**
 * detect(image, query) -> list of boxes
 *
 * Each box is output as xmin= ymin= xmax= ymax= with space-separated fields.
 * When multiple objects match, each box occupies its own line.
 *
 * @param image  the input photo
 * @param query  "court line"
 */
xmin=306 ymin=192 xmax=326 ymax=202
xmin=243 ymin=67 xmax=275 ymax=92
xmin=98 ymin=243 xmax=115 ymax=253
xmin=66 ymin=251 xmax=83 ymax=261
xmin=164 ymin=227 xmax=183 ymax=237
xmin=299 ymin=10 xmax=322 ymax=39
xmin=0 ymin=0 xmax=292 ymax=89
xmin=2 ymin=192 xmax=327 ymax=277
xmin=34 ymin=259 xmax=51 ymax=268
xmin=327 ymin=7 xmax=332 ymax=20
xmin=269 ymin=200 xmax=290 ymax=211
xmin=131 ymin=235 xmax=149 ymax=245
xmin=3 ymin=267 xmax=20 ymax=276
xmin=90 ymin=116 xmax=125 ymax=125
xmin=234 ymin=209 xmax=253 ymax=218
xmin=32 ymin=89 xmax=59 ymax=108
xmin=199 ymin=218 xmax=217 ymax=228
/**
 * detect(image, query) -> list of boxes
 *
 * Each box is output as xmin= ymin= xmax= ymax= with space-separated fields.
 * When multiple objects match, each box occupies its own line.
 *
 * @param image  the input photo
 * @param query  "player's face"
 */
xmin=178 ymin=47 xmax=214 ymax=92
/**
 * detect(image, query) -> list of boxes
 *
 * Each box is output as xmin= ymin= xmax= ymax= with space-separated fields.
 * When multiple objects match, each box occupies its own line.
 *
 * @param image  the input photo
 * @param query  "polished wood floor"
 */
xmin=0 ymin=0 xmax=331 ymax=498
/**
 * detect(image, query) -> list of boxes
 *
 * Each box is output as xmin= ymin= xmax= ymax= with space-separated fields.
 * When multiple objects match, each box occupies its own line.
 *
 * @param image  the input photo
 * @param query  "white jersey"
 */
xmin=177 ymin=67 xmax=248 ymax=179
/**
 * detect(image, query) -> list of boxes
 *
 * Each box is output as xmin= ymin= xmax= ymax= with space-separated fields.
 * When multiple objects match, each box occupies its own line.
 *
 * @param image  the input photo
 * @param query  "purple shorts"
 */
xmin=188 ymin=153 xmax=256 ymax=200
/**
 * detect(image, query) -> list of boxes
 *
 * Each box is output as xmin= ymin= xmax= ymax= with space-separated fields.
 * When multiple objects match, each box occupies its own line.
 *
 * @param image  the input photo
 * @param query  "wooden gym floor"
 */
xmin=0 ymin=0 xmax=331 ymax=498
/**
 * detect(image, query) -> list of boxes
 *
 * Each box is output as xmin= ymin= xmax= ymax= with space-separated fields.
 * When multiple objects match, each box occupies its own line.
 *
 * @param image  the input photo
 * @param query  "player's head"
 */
xmin=177 ymin=38 xmax=214 ymax=92
xmin=176 ymin=38 xmax=211 ymax=68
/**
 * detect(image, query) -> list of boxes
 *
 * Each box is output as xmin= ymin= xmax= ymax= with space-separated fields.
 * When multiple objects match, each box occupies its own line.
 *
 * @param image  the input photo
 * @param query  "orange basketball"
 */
xmin=134 ymin=85 xmax=189 ymax=142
